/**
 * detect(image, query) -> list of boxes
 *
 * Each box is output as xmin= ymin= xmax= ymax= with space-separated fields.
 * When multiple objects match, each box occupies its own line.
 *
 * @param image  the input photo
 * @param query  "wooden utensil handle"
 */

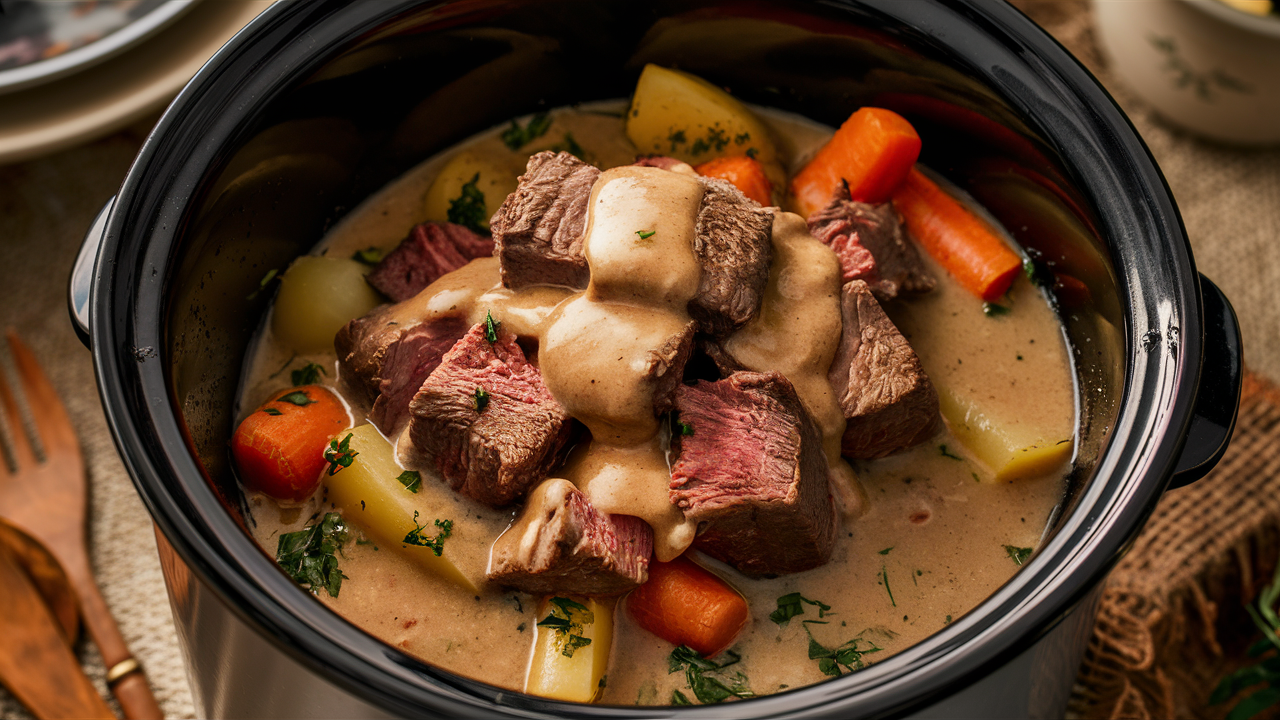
xmin=69 ymin=557 xmax=164 ymax=720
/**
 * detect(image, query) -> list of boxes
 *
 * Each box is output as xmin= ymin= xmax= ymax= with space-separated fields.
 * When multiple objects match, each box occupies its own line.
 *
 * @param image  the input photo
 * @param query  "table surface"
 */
xmin=1 ymin=2 xmax=1278 ymax=718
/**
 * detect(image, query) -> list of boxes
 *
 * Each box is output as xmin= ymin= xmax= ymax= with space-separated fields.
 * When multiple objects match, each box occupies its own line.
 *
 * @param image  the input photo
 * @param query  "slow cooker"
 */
xmin=68 ymin=1 xmax=1243 ymax=717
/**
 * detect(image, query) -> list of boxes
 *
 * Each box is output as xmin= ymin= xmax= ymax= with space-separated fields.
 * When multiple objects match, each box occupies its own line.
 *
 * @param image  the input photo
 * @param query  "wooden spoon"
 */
xmin=0 ymin=518 xmax=79 ymax=643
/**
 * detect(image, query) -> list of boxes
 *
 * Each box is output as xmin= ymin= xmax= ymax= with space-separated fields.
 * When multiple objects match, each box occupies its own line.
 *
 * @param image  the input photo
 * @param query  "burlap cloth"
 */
xmin=0 ymin=2 xmax=1277 ymax=718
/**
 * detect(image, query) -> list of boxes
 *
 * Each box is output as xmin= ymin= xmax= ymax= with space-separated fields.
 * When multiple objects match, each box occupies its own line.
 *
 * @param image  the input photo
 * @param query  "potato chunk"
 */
xmin=272 ymin=256 xmax=381 ymax=354
xmin=939 ymin=388 xmax=1074 ymax=482
xmin=324 ymin=424 xmax=480 ymax=593
xmin=423 ymin=151 xmax=519 ymax=231
xmin=525 ymin=596 xmax=614 ymax=703
xmin=626 ymin=64 xmax=778 ymax=168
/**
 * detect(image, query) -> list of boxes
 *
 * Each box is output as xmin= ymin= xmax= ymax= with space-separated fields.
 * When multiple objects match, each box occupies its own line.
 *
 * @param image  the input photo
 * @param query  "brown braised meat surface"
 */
xmin=647 ymin=321 xmax=697 ymax=415
xmin=488 ymin=478 xmax=653 ymax=596
xmin=807 ymin=182 xmax=934 ymax=301
xmin=404 ymin=322 xmax=573 ymax=507
xmin=670 ymin=371 xmax=837 ymax=576
xmin=829 ymin=280 xmax=940 ymax=459
xmin=490 ymin=151 xmax=599 ymax=290
xmin=365 ymin=222 xmax=494 ymax=302
xmin=688 ymin=177 xmax=774 ymax=337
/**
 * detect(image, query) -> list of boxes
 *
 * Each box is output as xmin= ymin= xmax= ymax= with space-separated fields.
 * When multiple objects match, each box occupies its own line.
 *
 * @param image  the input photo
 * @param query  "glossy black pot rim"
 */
xmin=88 ymin=1 xmax=1202 ymax=717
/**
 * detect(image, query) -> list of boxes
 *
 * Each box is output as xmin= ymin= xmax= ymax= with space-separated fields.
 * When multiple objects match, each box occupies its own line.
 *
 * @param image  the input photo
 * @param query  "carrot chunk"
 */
xmin=231 ymin=385 xmax=351 ymax=501
xmin=789 ymin=107 xmax=921 ymax=217
xmin=892 ymin=168 xmax=1023 ymax=302
xmin=626 ymin=555 xmax=749 ymax=658
xmin=695 ymin=155 xmax=774 ymax=205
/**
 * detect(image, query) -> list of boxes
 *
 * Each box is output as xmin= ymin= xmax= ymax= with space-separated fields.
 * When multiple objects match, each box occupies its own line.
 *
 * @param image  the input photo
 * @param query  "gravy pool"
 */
xmin=237 ymin=101 xmax=1076 ymax=704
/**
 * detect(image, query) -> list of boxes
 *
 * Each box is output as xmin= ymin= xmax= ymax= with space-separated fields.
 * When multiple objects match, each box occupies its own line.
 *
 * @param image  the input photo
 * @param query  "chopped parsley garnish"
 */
xmin=972 ymin=471 xmax=982 ymax=483
xmin=1003 ymin=545 xmax=1033 ymax=566
xmin=537 ymin=597 xmax=594 ymax=658
xmin=667 ymin=645 xmax=754 ymax=705
xmin=939 ymin=444 xmax=963 ymax=461
xmin=278 ymin=390 xmax=316 ymax=407
xmin=881 ymin=565 xmax=896 ymax=607
xmin=734 ymin=132 xmax=752 ymax=145
xmin=484 ymin=310 xmax=501 ymax=343
xmin=474 ymin=386 xmax=490 ymax=412
xmin=246 ymin=268 xmax=278 ymax=301
xmin=551 ymin=132 xmax=586 ymax=160
xmin=689 ymin=126 xmax=730 ymax=156
xmin=275 ymin=512 xmax=349 ymax=597
xmin=397 ymin=470 xmax=422 ymax=493
xmin=745 ymin=147 xmax=759 ymax=159
xmin=447 ymin=172 xmax=487 ymax=232
xmin=878 ymin=547 xmax=894 ymax=555
xmin=635 ymin=230 xmax=656 ymax=240
xmin=769 ymin=592 xmax=831 ymax=626
xmin=351 ymin=247 xmax=384 ymax=266
xmin=262 ymin=407 xmax=282 ymax=416
xmin=291 ymin=362 xmax=326 ymax=386
xmin=678 ymin=421 xmax=694 ymax=436
xmin=501 ymin=112 xmax=552 ymax=150
xmin=671 ymin=690 xmax=692 ymax=705
xmin=983 ymin=301 xmax=1011 ymax=317
xmin=1022 ymin=257 xmax=1054 ymax=288
xmin=668 ymin=129 xmax=687 ymax=152
xmin=403 ymin=511 xmax=453 ymax=556
xmin=323 ymin=433 xmax=358 ymax=476
xmin=801 ymin=621 xmax=881 ymax=677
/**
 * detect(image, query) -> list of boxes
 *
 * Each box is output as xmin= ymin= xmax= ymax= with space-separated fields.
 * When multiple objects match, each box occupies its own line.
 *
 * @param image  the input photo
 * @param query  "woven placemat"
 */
xmin=1069 ymin=372 xmax=1280 ymax=719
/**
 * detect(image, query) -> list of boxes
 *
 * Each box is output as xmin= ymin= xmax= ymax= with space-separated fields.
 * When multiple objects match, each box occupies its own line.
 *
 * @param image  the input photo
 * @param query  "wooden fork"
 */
xmin=0 ymin=330 xmax=163 ymax=720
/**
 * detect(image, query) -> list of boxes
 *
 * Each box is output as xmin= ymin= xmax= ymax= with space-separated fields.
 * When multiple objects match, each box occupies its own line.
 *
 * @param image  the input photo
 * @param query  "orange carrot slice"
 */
xmin=695 ymin=155 xmax=774 ymax=205
xmin=790 ymin=107 xmax=921 ymax=216
xmin=231 ymin=385 xmax=351 ymax=501
xmin=626 ymin=555 xmax=749 ymax=658
xmin=892 ymin=168 xmax=1022 ymax=302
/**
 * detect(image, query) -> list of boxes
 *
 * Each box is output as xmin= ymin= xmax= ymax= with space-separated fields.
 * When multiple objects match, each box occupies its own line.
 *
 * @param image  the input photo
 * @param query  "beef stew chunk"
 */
xmin=807 ymin=182 xmax=934 ymax=300
xmin=670 ymin=371 xmax=837 ymax=576
xmin=404 ymin=322 xmax=573 ymax=506
xmin=365 ymin=222 xmax=495 ymax=303
xmin=487 ymin=478 xmax=653 ymax=596
xmin=688 ymin=177 xmax=775 ymax=336
xmin=491 ymin=151 xmax=599 ymax=290
xmin=829 ymin=280 xmax=940 ymax=459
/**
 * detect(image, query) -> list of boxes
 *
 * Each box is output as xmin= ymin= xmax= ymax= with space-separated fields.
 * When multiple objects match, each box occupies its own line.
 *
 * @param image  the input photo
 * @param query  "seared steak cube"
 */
xmin=365 ymin=222 xmax=494 ymax=303
xmin=405 ymin=322 xmax=573 ymax=506
xmin=487 ymin=478 xmax=652 ymax=596
xmin=491 ymin=151 xmax=599 ymax=289
xmin=808 ymin=182 xmax=934 ymax=300
xmin=335 ymin=308 xmax=470 ymax=433
xmin=689 ymin=177 xmax=774 ymax=336
xmin=670 ymin=371 xmax=837 ymax=576
xmin=830 ymin=280 xmax=940 ymax=459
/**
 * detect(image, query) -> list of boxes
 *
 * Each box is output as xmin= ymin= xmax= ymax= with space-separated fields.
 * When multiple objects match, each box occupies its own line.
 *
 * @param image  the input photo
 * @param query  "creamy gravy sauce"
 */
xmin=239 ymin=101 xmax=1076 ymax=704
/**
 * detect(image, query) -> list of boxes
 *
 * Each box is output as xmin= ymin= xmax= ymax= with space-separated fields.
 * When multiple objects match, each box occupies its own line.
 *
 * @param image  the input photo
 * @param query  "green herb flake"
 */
xmin=537 ymin=597 xmax=595 ymax=658
xmin=940 ymin=444 xmax=963 ymax=461
xmin=275 ymin=512 xmax=350 ymax=597
xmin=474 ymin=386 xmax=490 ymax=412
xmin=800 ymin=622 xmax=881 ymax=677
xmin=671 ymin=690 xmax=692 ymax=705
xmin=769 ymin=592 xmax=832 ymax=627
xmin=1022 ymin=257 xmax=1055 ymax=288
xmin=679 ymin=421 xmax=694 ymax=436
xmin=551 ymin=132 xmax=586 ymax=160
xmin=291 ymin=362 xmax=326 ymax=386
xmin=397 ymin=470 xmax=422 ymax=493
xmin=636 ymin=230 xmax=656 ymax=240
xmin=501 ymin=112 xmax=552 ymax=150
xmin=745 ymin=147 xmax=759 ymax=159
xmin=484 ymin=310 xmax=501 ymax=343
xmin=972 ymin=472 xmax=982 ymax=483
xmin=944 ymin=615 xmax=952 ymax=625
xmin=1003 ymin=545 xmax=1033 ymax=566
xmin=352 ymin=247 xmax=384 ymax=266
xmin=447 ymin=172 xmax=487 ymax=233
xmin=667 ymin=645 xmax=754 ymax=705
xmin=403 ymin=511 xmax=453 ymax=556
xmin=262 ymin=407 xmax=283 ymax=416
xmin=324 ymin=433 xmax=358 ymax=476
xmin=517 ymin=622 xmax=526 ymax=633
xmin=278 ymin=390 xmax=316 ymax=407
xmin=881 ymin=565 xmax=896 ymax=607
xmin=878 ymin=547 xmax=894 ymax=555
xmin=983 ymin=301 xmax=1011 ymax=317
xmin=246 ymin=268 xmax=279 ymax=301
xmin=668 ymin=129 xmax=687 ymax=151
xmin=734 ymin=132 xmax=751 ymax=145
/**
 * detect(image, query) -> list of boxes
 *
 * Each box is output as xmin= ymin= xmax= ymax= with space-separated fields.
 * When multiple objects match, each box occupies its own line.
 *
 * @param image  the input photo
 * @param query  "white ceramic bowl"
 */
xmin=1094 ymin=0 xmax=1280 ymax=145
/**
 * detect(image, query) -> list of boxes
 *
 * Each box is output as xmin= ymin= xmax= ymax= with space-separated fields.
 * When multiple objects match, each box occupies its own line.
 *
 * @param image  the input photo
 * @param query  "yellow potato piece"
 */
xmin=272 ymin=256 xmax=381 ymax=354
xmin=939 ymin=388 xmax=1074 ymax=483
xmin=324 ymin=424 xmax=479 ymax=593
xmin=525 ymin=596 xmax=614 ymax=703
xmin=626 ymin=64 xmax=778 ymax=168
xmin=423 ymin=150 xmax=520 ymax=231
